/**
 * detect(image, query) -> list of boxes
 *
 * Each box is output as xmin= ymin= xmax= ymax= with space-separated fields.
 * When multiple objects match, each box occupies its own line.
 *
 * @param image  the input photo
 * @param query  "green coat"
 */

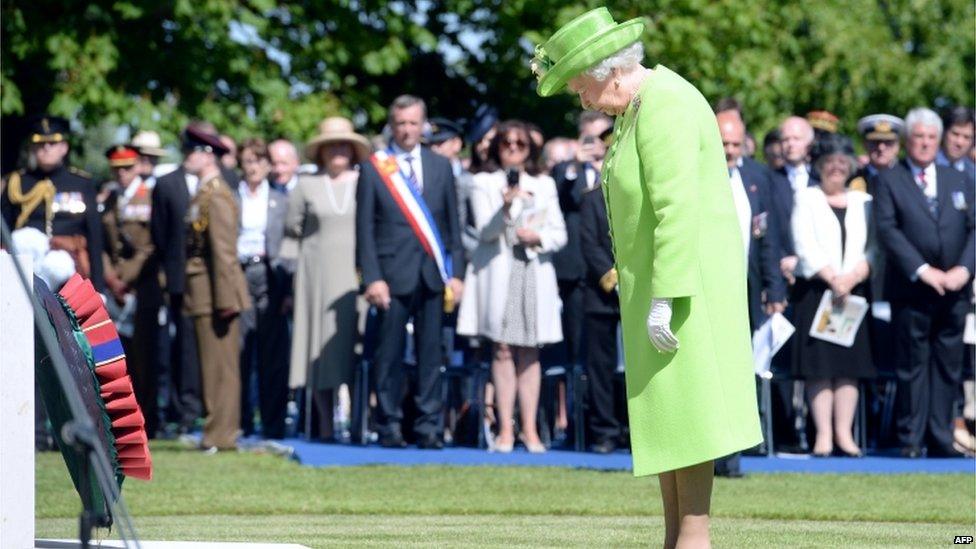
xmin=602 ymin=65 xmax=763 ymax=477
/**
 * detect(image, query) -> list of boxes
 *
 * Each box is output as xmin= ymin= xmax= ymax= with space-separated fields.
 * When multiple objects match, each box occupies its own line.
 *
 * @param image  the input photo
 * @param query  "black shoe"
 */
xmin=591 ymin=439 xmax=617 ymax=454
xmin=834 ymin=447 xmax=864 ymax=458
xmin=379 ymin=433 xmax=407 ymax=448
xmin=900 ymin=446 xmax=923 ymax=459
xmin=927 ymin=445 xmax=966 ymax=458
xmin=416 ymin=435 xmax=443 ymax=450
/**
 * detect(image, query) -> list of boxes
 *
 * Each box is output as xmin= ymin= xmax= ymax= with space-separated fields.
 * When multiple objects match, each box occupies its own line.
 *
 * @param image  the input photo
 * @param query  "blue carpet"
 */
xmin=282 ymin=439 xmax=974 ymax=474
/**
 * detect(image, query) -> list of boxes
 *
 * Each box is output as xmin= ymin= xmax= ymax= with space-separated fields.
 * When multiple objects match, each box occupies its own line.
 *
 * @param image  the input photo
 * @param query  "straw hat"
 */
xmin=305 ymin=117 xmax=371 ymax=164
xmin=131 ymin=130 xmax=169 ymax=157
xmin=533 ymin=8 xmax=646 ymax=97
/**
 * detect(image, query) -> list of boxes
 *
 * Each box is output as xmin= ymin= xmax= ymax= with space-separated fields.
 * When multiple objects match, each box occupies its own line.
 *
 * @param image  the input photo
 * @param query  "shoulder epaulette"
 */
xmin=69 ymin=167 xmax=92 ymax=179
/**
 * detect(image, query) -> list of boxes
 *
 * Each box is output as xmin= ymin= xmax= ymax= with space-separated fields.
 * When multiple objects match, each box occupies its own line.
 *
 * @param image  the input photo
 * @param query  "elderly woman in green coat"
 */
xmin=534 ymin=8 xmax=763 ymax=548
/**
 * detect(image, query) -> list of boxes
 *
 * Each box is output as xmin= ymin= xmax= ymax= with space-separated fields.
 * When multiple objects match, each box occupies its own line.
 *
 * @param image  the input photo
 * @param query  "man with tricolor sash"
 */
xmin=356 ymin=95 xmax=465 ymax=450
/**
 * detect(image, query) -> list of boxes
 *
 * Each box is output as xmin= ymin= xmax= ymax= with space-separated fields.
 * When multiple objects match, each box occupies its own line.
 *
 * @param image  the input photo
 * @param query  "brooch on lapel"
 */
xmin=952 ymin=191 xmax=968 ymax=210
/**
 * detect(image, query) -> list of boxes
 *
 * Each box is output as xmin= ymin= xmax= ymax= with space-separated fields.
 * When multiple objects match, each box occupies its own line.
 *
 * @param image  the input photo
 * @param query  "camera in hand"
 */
xmin=506 ymin=167 xmax=520 ymax=188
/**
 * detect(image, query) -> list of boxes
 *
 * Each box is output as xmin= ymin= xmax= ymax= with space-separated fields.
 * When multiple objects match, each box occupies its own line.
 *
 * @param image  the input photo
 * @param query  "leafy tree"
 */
xmin=2 ymin=0 xmax=972 ymax=176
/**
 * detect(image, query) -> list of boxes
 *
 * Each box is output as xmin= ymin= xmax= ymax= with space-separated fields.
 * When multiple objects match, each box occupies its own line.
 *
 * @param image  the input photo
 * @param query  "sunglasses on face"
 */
xmin=502 ymin=139 xmax=528 ymax=151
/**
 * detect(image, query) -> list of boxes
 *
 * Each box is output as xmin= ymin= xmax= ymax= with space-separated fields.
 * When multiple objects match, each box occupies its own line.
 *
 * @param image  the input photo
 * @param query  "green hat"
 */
xmin=533 ymin=8 xmax=645 ymax=97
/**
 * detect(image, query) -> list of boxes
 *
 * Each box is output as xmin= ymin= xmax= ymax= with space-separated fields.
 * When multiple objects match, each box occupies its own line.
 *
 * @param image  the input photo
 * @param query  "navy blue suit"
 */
xmin=355 ymin=146 xmax=463 ymax=439
xmin=875 ymin=160 xmax=975 ymax=453
xmin=739 ymin=158 xmax=788 ymax=330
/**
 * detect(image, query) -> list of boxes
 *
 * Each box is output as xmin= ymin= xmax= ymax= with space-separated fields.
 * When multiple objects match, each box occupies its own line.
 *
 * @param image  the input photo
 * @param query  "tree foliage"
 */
xmin=2 ymin=0 xmax=973 ymax=173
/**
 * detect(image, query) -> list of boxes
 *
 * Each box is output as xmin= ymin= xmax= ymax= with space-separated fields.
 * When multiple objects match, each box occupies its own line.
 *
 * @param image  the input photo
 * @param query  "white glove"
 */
xmin=646 ymin=298 xmax=679 ymax=353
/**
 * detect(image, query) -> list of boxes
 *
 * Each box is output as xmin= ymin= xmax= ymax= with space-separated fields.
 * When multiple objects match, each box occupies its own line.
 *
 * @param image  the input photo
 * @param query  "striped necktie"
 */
xmin=917 ymin=171 xmax=938 ymax=217
xmin=404 ymin=154 xmax=421 ymax=194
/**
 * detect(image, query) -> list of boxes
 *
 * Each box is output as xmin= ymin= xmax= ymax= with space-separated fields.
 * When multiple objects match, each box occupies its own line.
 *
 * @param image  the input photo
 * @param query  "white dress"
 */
xmin=456 ymin=170 xmax=567 ymax=346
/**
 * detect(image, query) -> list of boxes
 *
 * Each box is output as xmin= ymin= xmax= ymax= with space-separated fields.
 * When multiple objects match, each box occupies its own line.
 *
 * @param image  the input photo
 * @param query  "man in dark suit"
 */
xmin=550 ymin=111 xmax=613 ymax=440
xmin=752 ymin=116 xmax=820 ymax=453
xmin=356 ymin=95 xmax=464 ymax=449
xmin=876 ymin=107 xmax=975 ymax=458
xmin=718 ymin=112 xmax=788 ymax=330
xmin=714 ymin=111 xmax=788 ymax=475
xmin=579 ymin=185 xmax=622 ymax=453
xmin=150 ymin=140 xmax=204 ymax=435
xmin=768 ymin=116 xmax=820 ymax=285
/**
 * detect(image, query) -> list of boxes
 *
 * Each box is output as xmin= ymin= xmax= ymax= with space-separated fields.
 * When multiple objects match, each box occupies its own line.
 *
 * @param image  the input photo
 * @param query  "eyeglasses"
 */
xmin=502 ymin=139 xmax=528 ymax=151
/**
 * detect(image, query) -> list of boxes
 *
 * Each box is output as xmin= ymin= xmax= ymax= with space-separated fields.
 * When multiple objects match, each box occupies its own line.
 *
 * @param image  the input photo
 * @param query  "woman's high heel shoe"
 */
xmin=835 ymin=447 xmax=863 ymax=458
xmin=519 ymin=434 xmax=547 ymax=454
xmin=492 ymin=436 xmax=514 ymax=453
xmin=525 ymin=441 xmax=547 ymax=454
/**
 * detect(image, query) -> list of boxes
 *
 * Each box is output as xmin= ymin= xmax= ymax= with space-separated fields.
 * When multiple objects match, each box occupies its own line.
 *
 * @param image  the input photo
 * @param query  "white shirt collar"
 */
xmin=239 ymin=178 xmax=270 ymax=200
xmin=785 ymin=163 xmax=808 ymax=176
xmin=391 ymin=141 xmax=422 ymax=159
xmin=906 ymin=158 xmax=936 ymax=180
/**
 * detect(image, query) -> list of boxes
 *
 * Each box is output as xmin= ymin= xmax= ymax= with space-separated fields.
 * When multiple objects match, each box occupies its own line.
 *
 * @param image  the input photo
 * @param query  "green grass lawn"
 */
xmin=36 ymin=442 xmax=976 ymax=548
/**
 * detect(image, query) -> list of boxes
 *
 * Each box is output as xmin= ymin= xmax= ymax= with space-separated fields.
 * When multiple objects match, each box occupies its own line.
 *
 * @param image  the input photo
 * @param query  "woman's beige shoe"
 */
xmin=525 ymin=441 xmax=547 ymax=454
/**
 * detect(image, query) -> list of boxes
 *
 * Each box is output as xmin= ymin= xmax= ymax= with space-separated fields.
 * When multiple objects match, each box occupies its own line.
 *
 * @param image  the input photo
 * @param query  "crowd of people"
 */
xmin=5 ymin=93 xmax=974 ymax=468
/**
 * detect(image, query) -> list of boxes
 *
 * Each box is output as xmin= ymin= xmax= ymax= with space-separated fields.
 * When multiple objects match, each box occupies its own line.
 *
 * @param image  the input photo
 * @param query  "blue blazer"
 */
xmin=875 ymin=160 xmax=975 ymax=303
xmin=355 ymin=147 xmax=463 ymax=296
xmin=739 ymin=158 xmax=788 ymax=329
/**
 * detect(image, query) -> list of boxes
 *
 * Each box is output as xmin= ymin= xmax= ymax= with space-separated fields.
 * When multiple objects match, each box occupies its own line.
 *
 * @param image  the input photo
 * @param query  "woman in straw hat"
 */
xmin=286 ymin=116 xmax=372 ymax=439
xmin=533 ymin=7 xmax=762 ymax=547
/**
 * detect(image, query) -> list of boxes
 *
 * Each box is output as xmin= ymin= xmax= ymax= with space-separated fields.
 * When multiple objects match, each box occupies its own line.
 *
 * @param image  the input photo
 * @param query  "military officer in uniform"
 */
xmin=849 ymin=114 xmax=904 ymax=195
xmin=101 ymin=144 xmax=163 ymax=436
xmin=1 ymin=115 xmax=104 ymax=291
xmin=180 ymin=124 xmax=251 ymax=451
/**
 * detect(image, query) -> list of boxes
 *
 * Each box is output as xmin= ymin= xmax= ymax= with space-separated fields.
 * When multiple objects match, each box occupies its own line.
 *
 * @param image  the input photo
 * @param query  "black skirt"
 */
xmin=790 ymin=278 xmax=876 ymax=380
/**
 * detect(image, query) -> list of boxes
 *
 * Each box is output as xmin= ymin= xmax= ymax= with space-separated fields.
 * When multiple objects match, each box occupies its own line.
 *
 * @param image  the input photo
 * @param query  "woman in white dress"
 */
xmin=286 ymin=117 xmax=371 ymax=439
xmin=458 ymin=120 xmax=567 ymax=453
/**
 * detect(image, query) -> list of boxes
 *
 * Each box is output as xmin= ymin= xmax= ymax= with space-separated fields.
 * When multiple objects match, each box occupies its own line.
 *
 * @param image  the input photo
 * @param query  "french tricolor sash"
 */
xmin=370 ymin=149 xmax=452 ymax=283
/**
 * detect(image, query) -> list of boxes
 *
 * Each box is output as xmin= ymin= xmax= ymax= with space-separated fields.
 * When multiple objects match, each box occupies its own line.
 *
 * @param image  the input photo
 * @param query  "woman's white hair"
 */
xmin=904 ymin=107 xmax=943 ymax=139
xmin=585 ymin=42 xmax=644 ymax=82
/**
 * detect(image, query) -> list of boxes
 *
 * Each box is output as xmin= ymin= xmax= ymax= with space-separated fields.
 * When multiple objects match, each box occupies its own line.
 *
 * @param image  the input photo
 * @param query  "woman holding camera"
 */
xmin=457 ymin=119 xmax=567 ymax=453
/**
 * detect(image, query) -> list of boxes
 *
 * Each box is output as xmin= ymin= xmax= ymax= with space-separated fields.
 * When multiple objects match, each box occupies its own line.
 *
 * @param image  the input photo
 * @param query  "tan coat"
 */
xmin=183 ymin=174 xmax=250 ymax=316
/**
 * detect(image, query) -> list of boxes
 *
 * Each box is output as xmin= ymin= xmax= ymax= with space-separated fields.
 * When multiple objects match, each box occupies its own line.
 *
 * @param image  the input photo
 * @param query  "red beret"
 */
xmin=105 ymin=145 xmax=139 ymax=168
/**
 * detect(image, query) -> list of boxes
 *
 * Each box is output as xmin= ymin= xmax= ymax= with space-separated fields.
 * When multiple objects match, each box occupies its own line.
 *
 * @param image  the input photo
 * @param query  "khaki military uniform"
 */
xmin=102 ymin=177 xmax=163 ymax=435
xmin=183 ymin=174 xmax=251 ymax=449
